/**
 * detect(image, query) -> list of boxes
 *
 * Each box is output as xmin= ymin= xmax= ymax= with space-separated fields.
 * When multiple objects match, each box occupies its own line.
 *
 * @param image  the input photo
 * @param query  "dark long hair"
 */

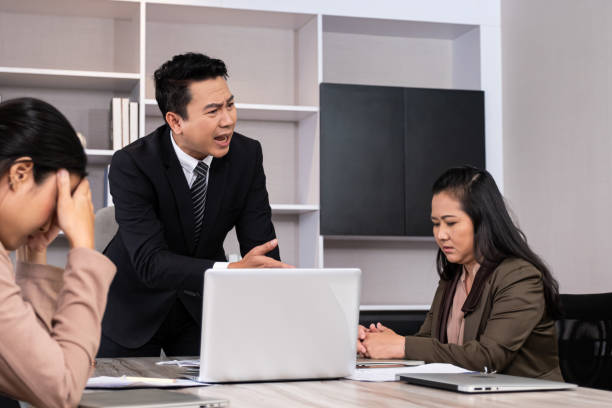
xmin=432 ymin=166 xmax=561 ymax=319
xmin=0 ymin=97 xmax=86 ymax=181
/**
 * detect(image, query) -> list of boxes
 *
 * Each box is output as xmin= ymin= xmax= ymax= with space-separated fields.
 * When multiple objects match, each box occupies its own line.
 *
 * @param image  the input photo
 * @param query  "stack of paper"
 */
xmin=347 ymin=363 xmax=470 ymax=382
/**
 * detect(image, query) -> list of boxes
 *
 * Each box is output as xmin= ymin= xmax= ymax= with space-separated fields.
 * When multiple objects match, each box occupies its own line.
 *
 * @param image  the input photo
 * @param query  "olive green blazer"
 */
xmin=404 ymin=258 xmax=563 ymax=381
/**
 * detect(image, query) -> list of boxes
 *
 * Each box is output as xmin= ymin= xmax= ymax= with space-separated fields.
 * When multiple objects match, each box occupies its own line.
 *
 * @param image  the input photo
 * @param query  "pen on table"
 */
xmin=124 ymin=376 xmax=177 ymax=384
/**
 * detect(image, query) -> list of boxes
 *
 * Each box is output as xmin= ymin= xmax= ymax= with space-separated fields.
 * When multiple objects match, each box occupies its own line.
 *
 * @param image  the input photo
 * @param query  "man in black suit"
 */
xmin=99 ymin=53 xmax=292 ymax=357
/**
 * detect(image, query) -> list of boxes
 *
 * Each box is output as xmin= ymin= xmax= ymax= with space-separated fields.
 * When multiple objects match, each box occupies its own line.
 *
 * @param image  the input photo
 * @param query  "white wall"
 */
xmin=502 ymin=0 xmax=612 ymax=294
xmin=324 ymin=239 xmax=439 ymax=305
xmin=323 ymin=32 xmax=453 ymax=89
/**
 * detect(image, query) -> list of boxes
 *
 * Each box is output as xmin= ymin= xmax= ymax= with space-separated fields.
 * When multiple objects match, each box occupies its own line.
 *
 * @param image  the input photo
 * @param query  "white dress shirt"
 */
xmin=170 ymin=132 xmax=229 ymax=269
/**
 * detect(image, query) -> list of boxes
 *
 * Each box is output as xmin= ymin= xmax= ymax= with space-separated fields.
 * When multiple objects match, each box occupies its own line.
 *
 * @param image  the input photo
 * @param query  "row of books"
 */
xmin=111 ymin=97 xmax=139 ymax=150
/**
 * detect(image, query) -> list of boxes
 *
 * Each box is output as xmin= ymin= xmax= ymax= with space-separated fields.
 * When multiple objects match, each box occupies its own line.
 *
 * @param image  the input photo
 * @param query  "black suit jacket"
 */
xmin=102 ymin=124 xmax=280 ymax=348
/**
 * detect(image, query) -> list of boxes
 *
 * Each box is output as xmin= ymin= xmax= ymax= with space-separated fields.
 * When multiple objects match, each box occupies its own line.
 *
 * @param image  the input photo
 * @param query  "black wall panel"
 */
xmin=403 ymin=88 xmax=485 ymax=236
xmin=320 ymin=83 xmax=485 ymax=237
xmin=320 ymin=83 xmax=406 ymax=236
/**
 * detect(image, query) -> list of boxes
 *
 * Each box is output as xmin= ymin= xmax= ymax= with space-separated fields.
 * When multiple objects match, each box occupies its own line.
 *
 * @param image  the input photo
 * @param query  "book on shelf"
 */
xmin=121 ymin=98 xmax=130 ymax=148
xmin=129 ymin=101 xmax=138 ymax=144
xmin=76 ymin=132 xmax=87 ymax=148
xmin=111 ymin=97 xmax=122 ymax=151
xmin=110 ymin=98 xmax=139 ymax=151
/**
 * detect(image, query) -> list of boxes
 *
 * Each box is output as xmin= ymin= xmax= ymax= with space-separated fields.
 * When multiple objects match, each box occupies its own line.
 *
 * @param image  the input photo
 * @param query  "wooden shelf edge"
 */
xmin=86 ymin=149 xmax=115 ymax=156
xmin=271 ymin=204 xmax=319 ymax=214
xmin=0 ymin=66 xmax=140 ymax=79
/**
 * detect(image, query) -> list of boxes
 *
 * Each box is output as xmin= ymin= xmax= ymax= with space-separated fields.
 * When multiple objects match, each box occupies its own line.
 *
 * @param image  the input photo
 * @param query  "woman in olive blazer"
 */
xmin=358 ymin=166 xmax=563 ymax=381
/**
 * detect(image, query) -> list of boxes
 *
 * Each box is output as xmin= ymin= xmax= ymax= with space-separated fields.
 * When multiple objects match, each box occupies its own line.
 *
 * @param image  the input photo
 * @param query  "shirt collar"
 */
xmin=461 ymin=263 xmax=481 ymax=283
xmin=170 ymin=131 xmax=213 ymax=173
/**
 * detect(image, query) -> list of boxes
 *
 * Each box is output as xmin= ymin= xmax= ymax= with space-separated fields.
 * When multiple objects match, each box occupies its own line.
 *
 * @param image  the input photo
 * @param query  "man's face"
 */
xmin=169 ymin=77 xmax=237 ymax=159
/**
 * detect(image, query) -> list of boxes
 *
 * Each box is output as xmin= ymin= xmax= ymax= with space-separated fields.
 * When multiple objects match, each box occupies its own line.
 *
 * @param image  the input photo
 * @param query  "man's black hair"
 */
xmin=154 ymin=52 xmax=228 ymax=120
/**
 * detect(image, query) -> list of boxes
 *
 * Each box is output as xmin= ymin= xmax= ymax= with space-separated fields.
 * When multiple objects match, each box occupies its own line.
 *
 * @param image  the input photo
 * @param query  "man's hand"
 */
xmin=228 ymin=239 xmax=294 ymax=269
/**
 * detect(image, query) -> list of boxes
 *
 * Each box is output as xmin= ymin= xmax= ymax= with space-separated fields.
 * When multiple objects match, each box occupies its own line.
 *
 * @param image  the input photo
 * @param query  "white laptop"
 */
xmin=397 ymin=373 xmax=577 ymax=393
xmin=194 ymin=268 xmax=361 ymax=383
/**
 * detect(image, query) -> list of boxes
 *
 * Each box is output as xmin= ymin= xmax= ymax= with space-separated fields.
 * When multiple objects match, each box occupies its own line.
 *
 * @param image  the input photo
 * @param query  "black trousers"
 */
xmin=97 ymin=299 xmax=200 ymax=357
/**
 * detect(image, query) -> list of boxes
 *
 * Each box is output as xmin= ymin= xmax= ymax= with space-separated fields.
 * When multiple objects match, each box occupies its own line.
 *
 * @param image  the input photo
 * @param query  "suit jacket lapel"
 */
xmin=159 ymin=127 xmax=196 ymax=254
xmin=463 ymin=277 xmax=492 ymax=343
xmin=430 ymin=280 xmax=447 ymax=340
xmin=194 ymin=155 xmax=228 ymax=254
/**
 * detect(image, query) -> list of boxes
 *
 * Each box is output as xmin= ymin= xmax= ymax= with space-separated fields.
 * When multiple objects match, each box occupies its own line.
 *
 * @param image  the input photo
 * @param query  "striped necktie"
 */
xmin=191 ymin=161 xmax=209 ymax=247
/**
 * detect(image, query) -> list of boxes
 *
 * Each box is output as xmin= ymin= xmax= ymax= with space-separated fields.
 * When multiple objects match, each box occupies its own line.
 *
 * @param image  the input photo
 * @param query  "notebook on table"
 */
xmin=397 ymin=372 xmax=577 ymax=393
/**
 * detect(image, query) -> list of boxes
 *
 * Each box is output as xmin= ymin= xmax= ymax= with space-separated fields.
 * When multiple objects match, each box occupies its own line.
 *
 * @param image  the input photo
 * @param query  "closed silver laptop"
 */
xmin=196 ymin=268 xmax=361 ymax=383
xmin=79 ymin=389 xmax=228 ymax=407
xmin=398 ymin=372 xmax=577 ymax=393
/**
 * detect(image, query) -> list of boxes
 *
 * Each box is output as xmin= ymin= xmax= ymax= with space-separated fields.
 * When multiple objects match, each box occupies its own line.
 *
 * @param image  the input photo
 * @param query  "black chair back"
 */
xmin=359 ymin=310 xmax=428 ymax=336
xmin=557 ymin=293 xmax=612 ymax=390
xmin=0 ymin=394 xmax=19 ymax=407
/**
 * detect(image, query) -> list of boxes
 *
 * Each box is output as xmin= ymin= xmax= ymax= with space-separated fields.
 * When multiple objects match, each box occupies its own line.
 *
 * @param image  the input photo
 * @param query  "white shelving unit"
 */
xmin=0 ymin=0 xmax=502 ymax=308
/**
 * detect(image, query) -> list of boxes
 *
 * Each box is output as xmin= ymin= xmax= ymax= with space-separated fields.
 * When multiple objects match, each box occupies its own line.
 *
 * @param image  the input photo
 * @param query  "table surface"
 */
xmin=92 ymin=357 xmax=612 ymax=408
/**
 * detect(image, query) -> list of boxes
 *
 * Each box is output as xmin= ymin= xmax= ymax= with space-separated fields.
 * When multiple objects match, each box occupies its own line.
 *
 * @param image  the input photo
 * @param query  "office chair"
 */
xmin=359 ymin=310 xmax=428 ymax=336
xmin=0 ymin=394 xmax=19 ymax=407
xmin=95 ymin=206 xmax=118 ymax=253
xmin=557 ymin=293 xmax=612 ymax=390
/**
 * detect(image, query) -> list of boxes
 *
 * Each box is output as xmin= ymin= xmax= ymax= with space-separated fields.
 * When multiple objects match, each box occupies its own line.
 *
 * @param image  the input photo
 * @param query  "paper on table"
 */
xmin=86 ymin=376 xmax=207 ymax=389
xmin=156 ymin=359 xmax=200 ymax=368
xmin=346 ymin=363 xmax=470 ymax=382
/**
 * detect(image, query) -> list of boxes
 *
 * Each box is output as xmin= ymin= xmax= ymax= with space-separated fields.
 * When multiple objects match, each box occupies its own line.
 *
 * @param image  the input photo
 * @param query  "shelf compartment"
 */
xmin=145 ymin=5 xmax=318 ymax=106
xmin=0 ymin=0 xmax=140 ymax=74
xmin=322 ymin=15 xmax=481 ymax=91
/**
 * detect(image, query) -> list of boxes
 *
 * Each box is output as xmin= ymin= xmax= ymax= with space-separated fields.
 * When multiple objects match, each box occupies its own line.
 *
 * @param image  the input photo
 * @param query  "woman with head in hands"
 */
xmin=0 ymin=98 xmax=116 ymax=407
xmin=358 ymin=166 xmax=563 ymax=381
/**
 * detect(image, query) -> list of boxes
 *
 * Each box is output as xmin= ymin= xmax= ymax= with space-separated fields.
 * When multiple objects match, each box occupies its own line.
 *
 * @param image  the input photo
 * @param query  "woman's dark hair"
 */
xmin=432 ymin=166 xmax=561 ymax=319
xmin=0 ymin=97 xmax=87 ymax=182
xmin=154 ymin=52 xmax=228 ymax=120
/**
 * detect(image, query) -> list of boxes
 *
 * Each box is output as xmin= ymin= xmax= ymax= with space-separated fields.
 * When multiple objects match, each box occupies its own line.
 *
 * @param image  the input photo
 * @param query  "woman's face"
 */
xmin=0 ymin=159 xmax=80 ymax=250
xmin=431 ymin=191 xmax=476 ymax=266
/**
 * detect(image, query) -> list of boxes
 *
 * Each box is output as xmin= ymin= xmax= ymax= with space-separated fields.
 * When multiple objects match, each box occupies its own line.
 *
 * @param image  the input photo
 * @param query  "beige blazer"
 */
xmin=404 ymin=258 xmax=563 ymax=381
xmin=0 ymin=243 xmax=116 ymax=407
